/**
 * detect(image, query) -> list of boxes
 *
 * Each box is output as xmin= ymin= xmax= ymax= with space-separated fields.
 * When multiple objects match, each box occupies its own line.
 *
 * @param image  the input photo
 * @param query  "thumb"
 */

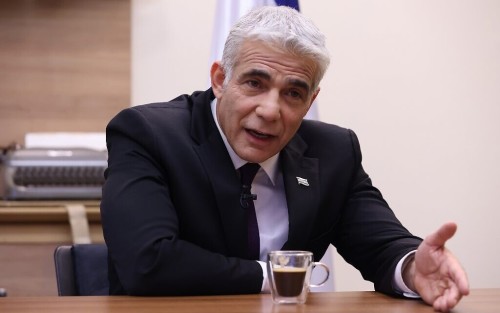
xmin=424 ymin=222 xmax=457 ymax=248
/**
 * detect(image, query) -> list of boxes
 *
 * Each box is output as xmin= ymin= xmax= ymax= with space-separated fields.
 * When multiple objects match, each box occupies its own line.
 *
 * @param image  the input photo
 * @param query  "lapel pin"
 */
xmin=296 ymin=177 xmax=309 ymax=186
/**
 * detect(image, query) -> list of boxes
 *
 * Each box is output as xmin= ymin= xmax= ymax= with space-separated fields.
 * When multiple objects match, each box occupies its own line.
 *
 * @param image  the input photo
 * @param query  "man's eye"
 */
xmin=287 ymin=90 xmax=303 ymax=99
xmin=246 ymin=80 xmax=260 ymax=88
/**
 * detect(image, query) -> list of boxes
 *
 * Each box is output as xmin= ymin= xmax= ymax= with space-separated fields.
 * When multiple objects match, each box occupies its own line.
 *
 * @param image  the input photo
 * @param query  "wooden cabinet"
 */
xmin=0 ymin=201 xmax=103 ymax=296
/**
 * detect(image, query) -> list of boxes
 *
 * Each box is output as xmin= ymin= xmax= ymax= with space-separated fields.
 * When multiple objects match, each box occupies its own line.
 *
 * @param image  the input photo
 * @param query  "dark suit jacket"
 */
xmin=101 ymin=88 xmax=422 ymax=296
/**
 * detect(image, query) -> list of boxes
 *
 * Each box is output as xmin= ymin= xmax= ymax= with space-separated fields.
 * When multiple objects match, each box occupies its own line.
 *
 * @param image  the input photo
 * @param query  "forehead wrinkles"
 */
xmin=234 ymin=42 xmax=316 ymax=86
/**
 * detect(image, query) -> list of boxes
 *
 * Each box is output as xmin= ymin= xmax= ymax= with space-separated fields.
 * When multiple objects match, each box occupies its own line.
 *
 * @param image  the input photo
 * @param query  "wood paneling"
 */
xmin=0 ymin=0 xmax=130 ymax=147
xmin=0 ymin=0 xmax=127 ymax=297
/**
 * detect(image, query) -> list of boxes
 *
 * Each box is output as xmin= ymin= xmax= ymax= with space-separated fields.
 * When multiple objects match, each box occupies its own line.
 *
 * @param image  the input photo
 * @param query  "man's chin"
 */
xmin=235 ymin=148 xmax=276 ymax=164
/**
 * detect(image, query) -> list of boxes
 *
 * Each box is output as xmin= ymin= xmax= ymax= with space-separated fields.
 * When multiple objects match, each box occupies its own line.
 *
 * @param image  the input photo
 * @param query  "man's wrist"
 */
xmin=393 ymin=251 xmax=420 ymax=298
xmin=401 ymin=253 xmax=416 ymax=292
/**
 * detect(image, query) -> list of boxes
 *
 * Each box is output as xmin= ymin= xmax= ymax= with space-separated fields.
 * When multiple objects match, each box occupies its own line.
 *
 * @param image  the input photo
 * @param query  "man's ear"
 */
xmin=308 ymin=87 xmax=320 ymax=109
xmin=210 ymin=61 xmax=225 ymax=98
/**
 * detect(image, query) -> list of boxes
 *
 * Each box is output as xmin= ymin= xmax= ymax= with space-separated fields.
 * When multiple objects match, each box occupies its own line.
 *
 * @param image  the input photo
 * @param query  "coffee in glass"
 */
xmin=267 ymin=251 xmax=329 ymax=304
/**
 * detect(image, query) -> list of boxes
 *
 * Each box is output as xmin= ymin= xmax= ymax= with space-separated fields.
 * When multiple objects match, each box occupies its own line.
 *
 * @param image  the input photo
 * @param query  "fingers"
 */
xmin=424 ymin=222 xmax=457 ymax=248
xmin=449 ymin=258 xmax=470 ymax=296
xmin=432 ymin=285 xmax=462 ymax=312
xmin=417 ymin=222 xmax=469 ymax=312
xmin=433 ymin=296 xmax=457 ymax=312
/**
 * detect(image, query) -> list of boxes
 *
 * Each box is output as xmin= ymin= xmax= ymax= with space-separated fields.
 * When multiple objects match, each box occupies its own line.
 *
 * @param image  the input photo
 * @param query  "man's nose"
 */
xmin=255 ymin=91 xmax=281 ymax=121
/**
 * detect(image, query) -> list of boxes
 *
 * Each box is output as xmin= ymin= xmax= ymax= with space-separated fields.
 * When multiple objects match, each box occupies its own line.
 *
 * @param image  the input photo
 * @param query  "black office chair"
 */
xmin=53 ymin=244 xmax=109 ymax=296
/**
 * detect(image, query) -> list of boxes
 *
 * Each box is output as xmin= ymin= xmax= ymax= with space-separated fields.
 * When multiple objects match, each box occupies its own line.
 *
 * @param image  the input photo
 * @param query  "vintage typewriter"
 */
xmin=0 ymin=148 xmax=107 ymax=200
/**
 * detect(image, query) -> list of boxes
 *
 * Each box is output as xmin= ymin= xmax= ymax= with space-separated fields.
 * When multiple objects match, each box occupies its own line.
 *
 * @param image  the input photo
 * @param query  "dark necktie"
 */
xmin=239 ymin=163 xmax=261 ymax=260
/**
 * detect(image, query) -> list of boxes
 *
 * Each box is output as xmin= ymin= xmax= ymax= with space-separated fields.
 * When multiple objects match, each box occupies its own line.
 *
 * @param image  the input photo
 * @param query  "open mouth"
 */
xmin=247 ymin=129 xmax=274 ymax=140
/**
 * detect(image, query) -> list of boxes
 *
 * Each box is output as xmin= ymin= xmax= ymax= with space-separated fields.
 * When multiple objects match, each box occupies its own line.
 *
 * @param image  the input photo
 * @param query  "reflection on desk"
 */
xmin=0 ymin=289 xmax=498 ymax=313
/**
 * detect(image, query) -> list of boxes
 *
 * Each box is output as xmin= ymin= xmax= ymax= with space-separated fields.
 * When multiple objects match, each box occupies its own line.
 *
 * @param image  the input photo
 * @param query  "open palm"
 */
xmin=413 ymin=223 xmax=470 ymax=312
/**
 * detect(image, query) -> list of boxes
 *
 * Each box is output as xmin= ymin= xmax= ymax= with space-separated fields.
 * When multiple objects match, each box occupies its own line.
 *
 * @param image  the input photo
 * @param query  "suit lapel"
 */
xmin=280 ymin=135 xmax=320 ymax=250
xmin=189 ymin=89 xmax=320 ymax=255
xmin=190 ymin=89 xmax=248 ymax=258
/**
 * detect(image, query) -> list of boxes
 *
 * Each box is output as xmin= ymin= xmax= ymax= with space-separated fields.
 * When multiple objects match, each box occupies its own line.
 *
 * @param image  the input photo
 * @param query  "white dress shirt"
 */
xmin=210 ymin=99 xmax=418 ymax=296
xmin=210 ymin=99 xmax=289 ymax=263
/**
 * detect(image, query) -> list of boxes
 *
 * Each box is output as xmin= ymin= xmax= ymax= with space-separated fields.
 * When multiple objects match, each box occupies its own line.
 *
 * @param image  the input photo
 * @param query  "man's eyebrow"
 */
xmin=239 ymin=69 xmax=311 ymax=94
xmin=239 ymin=69 xmax=272 ymax=81
xmin=286 ymin=78 xmax=311 ymax=95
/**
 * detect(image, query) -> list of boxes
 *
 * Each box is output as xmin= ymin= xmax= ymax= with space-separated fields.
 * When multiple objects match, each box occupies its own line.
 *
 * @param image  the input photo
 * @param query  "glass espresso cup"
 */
xmin=267 ymin=251 xmax=330 ymax=304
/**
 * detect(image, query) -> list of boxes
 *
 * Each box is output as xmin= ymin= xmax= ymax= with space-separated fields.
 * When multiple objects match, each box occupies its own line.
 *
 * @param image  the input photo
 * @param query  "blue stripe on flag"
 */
xmin=274 ymin=0 xmax=299 ymax=11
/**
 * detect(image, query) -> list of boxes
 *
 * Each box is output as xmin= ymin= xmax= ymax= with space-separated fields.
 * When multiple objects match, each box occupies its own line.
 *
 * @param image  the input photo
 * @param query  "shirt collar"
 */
xmin=210 ymin=98 xmax=280 ymax=185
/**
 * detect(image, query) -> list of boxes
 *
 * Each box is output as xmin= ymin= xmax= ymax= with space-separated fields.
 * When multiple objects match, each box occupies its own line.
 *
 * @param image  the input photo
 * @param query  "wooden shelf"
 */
xmin=0 ymin=200 xmax=103 ymax=244
xmin=0 ymin=201 xmax=101 ymax=223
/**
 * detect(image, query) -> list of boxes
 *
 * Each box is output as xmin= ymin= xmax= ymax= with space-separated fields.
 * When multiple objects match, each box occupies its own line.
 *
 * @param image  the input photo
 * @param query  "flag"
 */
xmin=209 ymin=0 xmax=319 ymax=120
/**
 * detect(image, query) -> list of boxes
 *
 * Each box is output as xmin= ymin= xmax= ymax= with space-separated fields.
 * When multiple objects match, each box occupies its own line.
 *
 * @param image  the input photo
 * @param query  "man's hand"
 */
xmin=405 ymin=222 xmax=470 ymax=312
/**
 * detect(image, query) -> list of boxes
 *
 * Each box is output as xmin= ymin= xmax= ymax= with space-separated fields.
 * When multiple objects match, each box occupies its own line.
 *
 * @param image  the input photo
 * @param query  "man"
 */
xmin=101 ymin=6 xmax=469 ymax=311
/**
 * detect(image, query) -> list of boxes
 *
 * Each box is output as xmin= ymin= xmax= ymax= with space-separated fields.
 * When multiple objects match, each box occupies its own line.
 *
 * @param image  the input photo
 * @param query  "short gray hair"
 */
xmin=221 ymin=6 xmax=330 ymax=93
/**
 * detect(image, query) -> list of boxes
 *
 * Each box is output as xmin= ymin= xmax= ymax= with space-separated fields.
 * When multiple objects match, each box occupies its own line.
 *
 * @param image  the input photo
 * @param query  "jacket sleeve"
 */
xmin=100 ymin=107 xmax=263 ymax=296
xmin=331 ymin=129 xmax=422 ymax=296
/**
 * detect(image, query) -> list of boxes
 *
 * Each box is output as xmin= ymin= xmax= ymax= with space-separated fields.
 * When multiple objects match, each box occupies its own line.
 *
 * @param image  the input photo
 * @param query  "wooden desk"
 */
xmin=0 ymin=289 xmax=497 ymax=313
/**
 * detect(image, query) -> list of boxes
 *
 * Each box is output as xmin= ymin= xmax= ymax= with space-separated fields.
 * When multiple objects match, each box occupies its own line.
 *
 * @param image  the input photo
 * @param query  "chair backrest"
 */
xmin=54 ymin=244 xmax=109 ymax=296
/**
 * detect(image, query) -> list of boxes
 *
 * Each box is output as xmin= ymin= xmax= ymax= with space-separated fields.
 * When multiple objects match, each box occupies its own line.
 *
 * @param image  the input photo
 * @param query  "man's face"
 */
xmin=211 ymin=40 xmax=319 ymax=163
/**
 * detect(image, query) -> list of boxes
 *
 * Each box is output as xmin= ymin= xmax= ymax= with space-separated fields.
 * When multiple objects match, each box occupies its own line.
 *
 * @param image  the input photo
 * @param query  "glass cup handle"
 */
xmin=310 ymin=262 xmax=330 ymax=287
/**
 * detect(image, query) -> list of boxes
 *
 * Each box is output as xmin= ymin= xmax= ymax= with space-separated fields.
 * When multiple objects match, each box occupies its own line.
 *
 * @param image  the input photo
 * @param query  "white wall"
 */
xmin=131 ymin=0 xmax=216 ymax=106
xmin=132 ymin=0 xmax=500 ymax=291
